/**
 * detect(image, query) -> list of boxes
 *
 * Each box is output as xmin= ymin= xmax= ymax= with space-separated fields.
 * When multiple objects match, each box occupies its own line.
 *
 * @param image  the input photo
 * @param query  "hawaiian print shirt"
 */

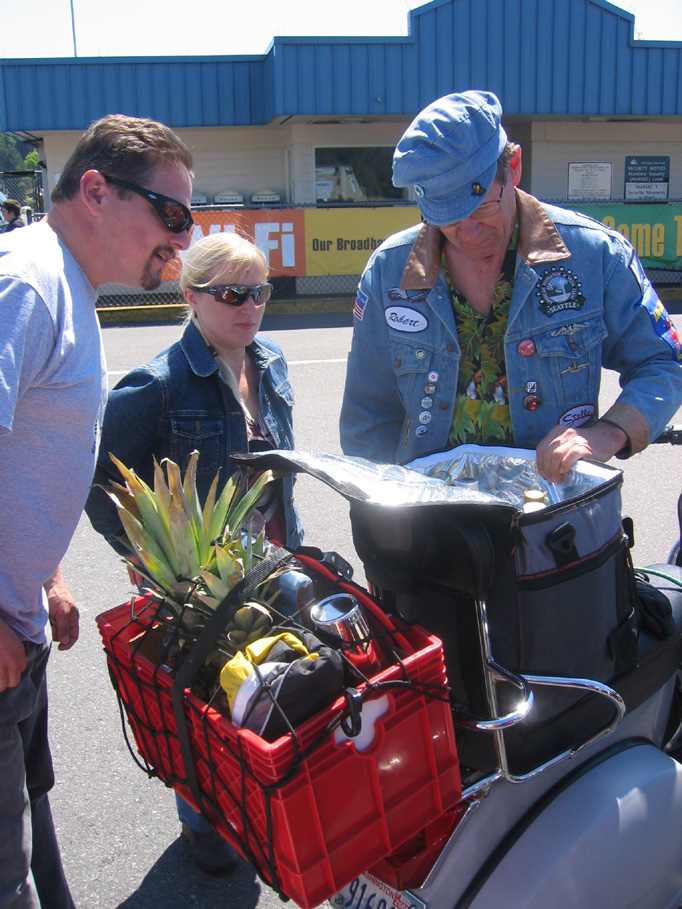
xmin=444 ymin=227 xmax=518 ymax=446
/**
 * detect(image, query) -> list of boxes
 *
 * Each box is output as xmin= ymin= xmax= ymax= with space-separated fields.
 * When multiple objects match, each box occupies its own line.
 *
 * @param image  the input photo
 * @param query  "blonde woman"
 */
xmin=85 ymin=232 xmax=302 ymax=873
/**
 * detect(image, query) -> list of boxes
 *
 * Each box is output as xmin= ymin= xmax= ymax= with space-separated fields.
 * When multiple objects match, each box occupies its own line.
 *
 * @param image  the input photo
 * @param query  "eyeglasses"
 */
xmin=102 ymin=174 xmax=194 ymax=234
xmin=192 ymin=283 xmax=273 ymax=306
xmin=468 ymin=175 xmax=506 ymax=221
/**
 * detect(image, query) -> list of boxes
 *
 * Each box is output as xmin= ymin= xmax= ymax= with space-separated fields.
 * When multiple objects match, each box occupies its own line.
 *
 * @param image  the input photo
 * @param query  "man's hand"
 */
xmin=0 ymin=616 xmax=26 ymax=691
xmin=44 ymin=565 xmax=79 ymax=651
xmin=536 ymin=422 xmax=629 ymax=483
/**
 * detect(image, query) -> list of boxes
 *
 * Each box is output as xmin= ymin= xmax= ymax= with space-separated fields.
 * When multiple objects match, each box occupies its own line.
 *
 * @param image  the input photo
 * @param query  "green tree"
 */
xmin=24 ymin=149 xmax=39 ymax=170
xmin=0 ymin=134 xmax=23 ymax=172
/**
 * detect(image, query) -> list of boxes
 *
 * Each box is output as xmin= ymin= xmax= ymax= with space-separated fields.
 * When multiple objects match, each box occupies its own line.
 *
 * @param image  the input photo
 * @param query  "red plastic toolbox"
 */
xmin=96 ymin=573 xmax=461 ymax=908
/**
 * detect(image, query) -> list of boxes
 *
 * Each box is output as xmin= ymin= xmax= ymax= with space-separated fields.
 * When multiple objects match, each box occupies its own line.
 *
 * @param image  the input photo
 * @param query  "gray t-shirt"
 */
xmin=0 ymin=221 xmax=107 ymax=641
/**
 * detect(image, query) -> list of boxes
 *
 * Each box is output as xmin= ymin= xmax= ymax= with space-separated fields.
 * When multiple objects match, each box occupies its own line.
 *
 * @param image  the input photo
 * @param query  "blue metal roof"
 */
xmin=1 ymin=0 xmax=681 ymax=132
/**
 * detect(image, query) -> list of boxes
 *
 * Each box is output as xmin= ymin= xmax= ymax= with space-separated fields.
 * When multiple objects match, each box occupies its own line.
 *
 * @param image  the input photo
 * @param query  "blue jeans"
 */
xmin=0 ymin=641 xmax=75 ymax=909
xmin=175 ymin=792 xmax=212 ymax=834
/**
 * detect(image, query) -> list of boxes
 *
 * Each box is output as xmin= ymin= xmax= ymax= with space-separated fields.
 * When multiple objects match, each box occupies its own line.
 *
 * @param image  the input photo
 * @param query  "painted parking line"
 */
xmin=288 ymin=358 xmax=347 ymax=365
xmin=107 ymin=357 xmax=347 ymax=378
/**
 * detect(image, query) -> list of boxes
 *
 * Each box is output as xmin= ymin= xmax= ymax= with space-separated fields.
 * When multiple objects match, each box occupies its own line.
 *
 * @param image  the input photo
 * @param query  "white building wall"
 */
xmin=179 ymin=126 xmax=288 ymax=202
xmin=42 ymin=131 xmax=81 ymax=198
xmin=42 ymin=125 xmax=291 ymax=205
xmin=41 ymin=118 xmax=682 ymax=208
xmin=528 ymin=121 xmax=682 ymax=202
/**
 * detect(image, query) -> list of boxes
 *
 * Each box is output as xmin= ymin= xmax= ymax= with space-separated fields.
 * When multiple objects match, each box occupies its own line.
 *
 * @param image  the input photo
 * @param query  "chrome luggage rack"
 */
xmin=456 ymin=591 xmax=625 ymax=798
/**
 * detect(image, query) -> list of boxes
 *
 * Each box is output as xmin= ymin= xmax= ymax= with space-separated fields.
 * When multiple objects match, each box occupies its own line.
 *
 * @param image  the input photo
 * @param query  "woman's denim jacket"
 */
xmin=86 ymin=319 xmax=303 ymax=552
xmin=340 ymin=190 xmax=682 ymax=464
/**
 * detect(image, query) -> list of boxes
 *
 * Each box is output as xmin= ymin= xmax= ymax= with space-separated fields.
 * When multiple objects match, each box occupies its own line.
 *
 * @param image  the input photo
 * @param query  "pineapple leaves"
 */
xmin=105 ymin=451 xmax=277 ymax=629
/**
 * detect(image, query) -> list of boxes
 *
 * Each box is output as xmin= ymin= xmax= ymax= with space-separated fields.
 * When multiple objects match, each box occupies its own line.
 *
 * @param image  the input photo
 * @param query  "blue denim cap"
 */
xmin=392 ymin=90 xmax=508 ymax=225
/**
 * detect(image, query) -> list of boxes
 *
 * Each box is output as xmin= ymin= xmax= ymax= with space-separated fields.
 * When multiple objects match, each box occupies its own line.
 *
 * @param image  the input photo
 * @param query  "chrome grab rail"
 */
xmin=455 ymin=659 xmax=534 ymax=731
xmin=451 ymin=596 xmax=627 ymax=785
xmin=500 ymin=674 xmax=626 ymax=783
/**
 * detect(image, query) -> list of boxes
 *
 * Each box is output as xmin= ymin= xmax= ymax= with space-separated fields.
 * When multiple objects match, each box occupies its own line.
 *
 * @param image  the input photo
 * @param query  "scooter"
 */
xmin=236 ymin=431 xmax=682 ymax=909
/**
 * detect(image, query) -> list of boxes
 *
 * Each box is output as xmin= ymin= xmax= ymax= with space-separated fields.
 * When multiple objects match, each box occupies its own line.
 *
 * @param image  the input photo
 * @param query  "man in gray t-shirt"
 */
xmin=0 ymin=114 xmax=193 ymax=909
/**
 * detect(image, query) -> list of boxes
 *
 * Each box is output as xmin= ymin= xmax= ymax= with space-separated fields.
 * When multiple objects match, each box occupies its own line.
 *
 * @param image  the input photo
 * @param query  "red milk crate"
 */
xmin=96 ymin=570 xmax=461 ymax=909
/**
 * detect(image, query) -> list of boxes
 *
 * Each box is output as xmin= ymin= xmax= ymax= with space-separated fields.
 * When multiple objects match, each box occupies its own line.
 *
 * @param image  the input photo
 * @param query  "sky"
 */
xmin=0 ymin=0 xmax=681 ymax=59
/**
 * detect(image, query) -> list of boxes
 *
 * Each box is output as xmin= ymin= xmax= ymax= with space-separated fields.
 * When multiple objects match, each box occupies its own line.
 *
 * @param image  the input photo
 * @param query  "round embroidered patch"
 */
xmin=536 ymin=267 xmax=586 ymax=317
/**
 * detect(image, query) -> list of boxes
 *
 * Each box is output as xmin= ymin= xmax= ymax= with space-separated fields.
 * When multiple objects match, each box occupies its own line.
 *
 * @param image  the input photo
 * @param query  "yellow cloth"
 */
xmin=220 ymin=631 xmax=318 ymax=709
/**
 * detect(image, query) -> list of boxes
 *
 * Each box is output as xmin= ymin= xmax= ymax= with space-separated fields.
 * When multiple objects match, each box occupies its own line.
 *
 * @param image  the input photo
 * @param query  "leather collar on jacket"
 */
xmin=400 ymin=189 xmax=571 ymax=291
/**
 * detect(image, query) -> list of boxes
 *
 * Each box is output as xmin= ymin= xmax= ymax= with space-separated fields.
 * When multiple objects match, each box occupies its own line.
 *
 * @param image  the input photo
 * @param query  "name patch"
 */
xmin=558 ymin=404 xmax=596 ymax=428
xmin=385 ymin=306 xmax=428 ymax=333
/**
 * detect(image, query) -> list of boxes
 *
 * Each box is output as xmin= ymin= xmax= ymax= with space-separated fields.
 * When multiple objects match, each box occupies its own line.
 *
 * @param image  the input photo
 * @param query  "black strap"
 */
xmin=171 ymin=545 xmax=293 ymax=814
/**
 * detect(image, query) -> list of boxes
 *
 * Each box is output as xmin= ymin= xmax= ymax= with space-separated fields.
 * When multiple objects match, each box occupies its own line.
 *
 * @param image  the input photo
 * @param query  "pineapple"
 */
xmin=102 ymin=450 xmax=281 ymax=664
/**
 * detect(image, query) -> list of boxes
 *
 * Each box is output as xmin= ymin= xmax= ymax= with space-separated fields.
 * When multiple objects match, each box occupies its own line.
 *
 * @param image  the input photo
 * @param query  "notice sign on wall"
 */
xmin=625 ymin=156 xmax=670 ymax=201
xmin=568 ymin=162 xmax=612 ymax=200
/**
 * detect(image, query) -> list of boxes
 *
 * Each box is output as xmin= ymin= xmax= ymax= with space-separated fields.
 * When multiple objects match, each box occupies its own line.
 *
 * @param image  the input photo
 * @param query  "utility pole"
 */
xmin=70 ymin=0 xmax=78 ymax=57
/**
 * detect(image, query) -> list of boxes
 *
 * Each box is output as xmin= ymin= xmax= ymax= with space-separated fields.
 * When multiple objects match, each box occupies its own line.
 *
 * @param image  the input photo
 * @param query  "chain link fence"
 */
xmin=646 ymin=267 xmax=682 ymax=286
xmin=7 ymin=195 xmax=677 ymax=310
xmin=98 ymin=266 xmax=682 ymax=311
xmin=97 ymin=274 xmax=361 ymax=309
xmin=0 ymin=171 xmax=44 ymax=220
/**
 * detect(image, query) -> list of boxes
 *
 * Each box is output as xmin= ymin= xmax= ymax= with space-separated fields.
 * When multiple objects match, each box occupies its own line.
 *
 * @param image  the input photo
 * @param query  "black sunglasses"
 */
xmin=102 ymin=174 xmax=194 ymax=234
xmin=192 ymin=283 xmax=273 ymax=306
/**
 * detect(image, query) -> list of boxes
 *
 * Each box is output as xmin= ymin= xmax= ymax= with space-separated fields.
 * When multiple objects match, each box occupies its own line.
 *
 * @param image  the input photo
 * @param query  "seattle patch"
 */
xmin=558 ymin=403 xmax=596 ymax=428
xmin=385 ymin=306 xmax=428 ymax=333
xmin=536 ymin=267 xmax=586 ymax=317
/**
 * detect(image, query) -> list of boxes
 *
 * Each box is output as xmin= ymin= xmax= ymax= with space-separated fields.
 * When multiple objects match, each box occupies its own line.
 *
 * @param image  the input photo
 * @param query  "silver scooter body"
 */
xmin=414 ymin=681 xmax=682 ymax=908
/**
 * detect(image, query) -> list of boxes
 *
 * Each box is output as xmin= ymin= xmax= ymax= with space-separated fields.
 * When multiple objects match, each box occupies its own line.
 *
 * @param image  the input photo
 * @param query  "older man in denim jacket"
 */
xmin=340 ymin=91 xmax=682 ymax=481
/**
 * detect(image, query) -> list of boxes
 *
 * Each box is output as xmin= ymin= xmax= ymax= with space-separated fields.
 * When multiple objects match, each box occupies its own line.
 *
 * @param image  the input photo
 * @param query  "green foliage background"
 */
xmin=0 ymin=133 xmax=32 ymax=171
xmin=0 ymin=133 xmax=42 ymax=208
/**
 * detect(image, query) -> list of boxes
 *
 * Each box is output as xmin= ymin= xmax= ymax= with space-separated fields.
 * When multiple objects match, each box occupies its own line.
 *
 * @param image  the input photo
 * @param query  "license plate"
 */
xmin=330 ymin=871 xmax=426 ymax=909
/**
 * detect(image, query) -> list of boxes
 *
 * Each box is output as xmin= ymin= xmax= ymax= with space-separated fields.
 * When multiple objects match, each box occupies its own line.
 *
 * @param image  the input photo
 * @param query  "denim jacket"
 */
xmin=340 ymin=190 xmax=682 ymax=464
xmin=86 ymin=319 xmax=303 ymax=552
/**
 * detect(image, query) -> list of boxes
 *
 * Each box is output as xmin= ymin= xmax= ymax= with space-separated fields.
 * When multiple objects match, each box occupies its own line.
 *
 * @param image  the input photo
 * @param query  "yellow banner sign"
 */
xmin=304 ymin=207 xmax=421 ymax=275
xmin=160 ymin=202 xmax=681 ymax=284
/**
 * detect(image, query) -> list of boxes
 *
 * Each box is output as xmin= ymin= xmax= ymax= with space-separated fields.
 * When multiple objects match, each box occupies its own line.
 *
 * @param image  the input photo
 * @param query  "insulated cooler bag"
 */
xmin=232 ymin=447 xmax=640 ymax=776
xmin=353 ymin=447 xmax=639 ymax=774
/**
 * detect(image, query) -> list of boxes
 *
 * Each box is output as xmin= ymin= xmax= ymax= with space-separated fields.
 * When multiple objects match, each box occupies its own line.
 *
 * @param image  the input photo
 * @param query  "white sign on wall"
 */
xmin=567 ymin=162 xmax=612 ymax=200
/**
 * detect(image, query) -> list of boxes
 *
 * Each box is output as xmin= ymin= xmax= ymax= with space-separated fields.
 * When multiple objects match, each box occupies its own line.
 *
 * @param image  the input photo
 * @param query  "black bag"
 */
xmin=346 ymin=453 xmax=640 ymax=774
xmin=221 ymin=627 xmax=345 ymax=741
xmin=491 ymin=475 xmax=639 ymax=682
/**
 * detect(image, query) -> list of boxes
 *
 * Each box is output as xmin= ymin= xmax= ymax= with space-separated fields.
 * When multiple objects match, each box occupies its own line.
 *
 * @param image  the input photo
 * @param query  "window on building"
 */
xmin=315 ymin=147 xmax=404 ymax=204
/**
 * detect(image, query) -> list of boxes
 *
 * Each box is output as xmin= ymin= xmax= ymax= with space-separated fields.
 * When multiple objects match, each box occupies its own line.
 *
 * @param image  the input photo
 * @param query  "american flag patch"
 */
xmin=353 ymin=287 xmax=368 ymax=322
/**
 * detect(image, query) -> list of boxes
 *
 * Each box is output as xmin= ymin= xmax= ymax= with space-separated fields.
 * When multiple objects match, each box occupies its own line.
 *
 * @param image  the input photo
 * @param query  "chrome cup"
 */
xmin=309 ymin=592 xmax=370 ymax=653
